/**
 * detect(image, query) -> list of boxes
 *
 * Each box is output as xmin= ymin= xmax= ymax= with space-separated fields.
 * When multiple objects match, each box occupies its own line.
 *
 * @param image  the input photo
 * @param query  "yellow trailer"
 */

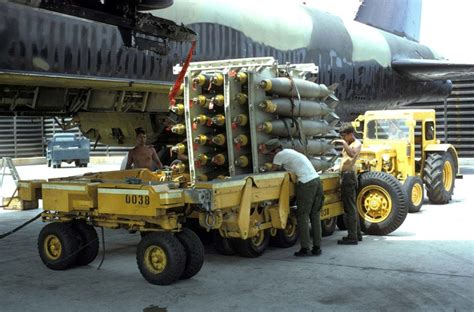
xmin=18 ymin=169 xmax=342 ymax=285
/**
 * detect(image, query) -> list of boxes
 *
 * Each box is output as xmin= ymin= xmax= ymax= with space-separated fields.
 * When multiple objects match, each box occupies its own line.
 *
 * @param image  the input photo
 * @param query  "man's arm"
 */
xmin=152 ymin=148 xmax=163 ymax=169
xmin=125 ymin=151 xmax=133 ymax=169
xmin=270 ymin=164 xmax=281 ymax=171
xmin=332 ymin=139 xmax=361 ymax=158
xmin=177 ymin=151 xmax=188 ymax=161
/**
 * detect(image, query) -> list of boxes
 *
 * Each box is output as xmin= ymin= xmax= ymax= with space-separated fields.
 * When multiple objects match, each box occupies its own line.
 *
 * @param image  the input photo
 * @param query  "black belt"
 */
xmin=298 ymin=177 xmax=320 ymax=185
xmin=341 ymin=171 xmax=355 ymax=175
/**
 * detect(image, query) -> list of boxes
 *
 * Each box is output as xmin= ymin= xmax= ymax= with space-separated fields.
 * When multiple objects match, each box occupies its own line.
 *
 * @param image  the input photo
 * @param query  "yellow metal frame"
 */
xmin=18 ymin=169 xmax=344 ymax=238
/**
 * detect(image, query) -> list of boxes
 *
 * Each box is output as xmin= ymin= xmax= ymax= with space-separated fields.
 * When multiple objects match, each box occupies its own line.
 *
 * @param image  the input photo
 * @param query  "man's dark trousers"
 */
xmin=341 ymin=171 xmax=361 ymax=239
xmin=296 ymin=177 xmax=324 ymax=249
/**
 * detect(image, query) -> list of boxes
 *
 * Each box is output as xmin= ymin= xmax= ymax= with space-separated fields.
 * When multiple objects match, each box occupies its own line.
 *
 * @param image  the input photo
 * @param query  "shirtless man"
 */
xmin=332 ymin=124 xmax=362 ymax=245
xmin=125 ymin=127 xmax=163 ymax=170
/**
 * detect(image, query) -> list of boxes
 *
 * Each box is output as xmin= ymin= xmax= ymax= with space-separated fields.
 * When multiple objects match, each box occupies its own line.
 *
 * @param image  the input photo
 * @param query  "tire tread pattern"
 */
xmin=176 ymin=228 xmax=204 ymax=280
xmin=72 ymin=221 xmax=99 ymax=266
xmin=423 ymin=153 xmax=455 ymax=204
xmin=37 ymin=222 xmax=79 ymax=270
xmin=358 ymin=171 xmax=409 ymax=236
xmin=232 ymin=230 xmax=269 ymax=258
xmin=136 ymin=232 xmax=186 ymax=285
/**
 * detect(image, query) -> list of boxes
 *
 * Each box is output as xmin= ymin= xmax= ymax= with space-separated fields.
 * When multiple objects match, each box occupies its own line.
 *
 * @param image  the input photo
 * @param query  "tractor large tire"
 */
xmin=357 ymin=171 xmax=409 ymax=236
xmin=404 ymin=176 xmax=424 ymax=213
xmin=321 ymin=217 xmax=337 ymax=237
xmin=211 ymin=230 xmax=235 ymax=256
xmin=231 ymin=230 xmax=270 ymax=258
xmin=71 ymin=221 xmax=99 ymax=266
xmin=270 ymin=209 xmax=299 ymax=248
xmin=38 ymin=222 xmax=79 ymax=270
xmin=176 ymin=228 xmax=204 ymax=280
xmin=136 ymin=232 xmax=186 ymax=285
xmin=423 ymin=152 xmax=455 ymax=204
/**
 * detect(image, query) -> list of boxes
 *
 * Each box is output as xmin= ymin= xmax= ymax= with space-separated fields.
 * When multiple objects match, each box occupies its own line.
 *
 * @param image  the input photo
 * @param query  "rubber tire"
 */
xmin=270 ymin=209 xmax=299 ymax=248
xmin=140 ymin=231 xmax=151 ymax=238
xmin=184 ymin=218 xmax=212 ymax=245
xmin=336 ymin=215 xmax=347 ymax=230
xmin=404 ymin=176 xmax=424 ymax=213
xmin=231 ymin=230 xmax=270 ymax=258
xmin=321 ymin=217 xmax=337 ymax=237
xmin=136 ymin=232 xmax=186 ymax=285
xmin=357 ymin=171 xmax=409 ymax=236
xmin=71 ymin=221 xmax=99 ymax=266
xmin=47 ymin=160 xmax=51 ymax=167
xmin=176 ymin=228 xmax=204 ymax=280
xmin=38 ymin=222 xmax=79 ymax=270
xmin=211 ymin=230 xmax=235 ymax=255
xmin=75 ymin=160 xmax=80 ymax=167
xmin=423 ymin=152 xmax=455 ymax=204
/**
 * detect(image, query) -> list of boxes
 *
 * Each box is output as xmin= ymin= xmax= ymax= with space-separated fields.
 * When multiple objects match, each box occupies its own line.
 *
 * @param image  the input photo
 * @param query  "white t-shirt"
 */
xmin=273 ymin=149 xmax=319 ymax=183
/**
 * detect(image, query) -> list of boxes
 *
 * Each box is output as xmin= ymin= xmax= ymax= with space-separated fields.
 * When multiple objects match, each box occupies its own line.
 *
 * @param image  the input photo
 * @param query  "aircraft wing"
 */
xmin=392 ymin=59 xmax=474 ymax=81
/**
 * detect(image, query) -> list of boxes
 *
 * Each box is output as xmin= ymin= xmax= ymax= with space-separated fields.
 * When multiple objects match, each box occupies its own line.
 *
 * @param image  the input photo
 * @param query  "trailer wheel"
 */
xmin=404 ymin=176 xmax=424 ymax=213
xmin=270 ymin=209 xmax=299 ymax=248
xmin=184 ymin=218 xmax=212 ymax=245
xmin=47 ymin=160 xmax=51 ymax=167
xmin=71 ymin=221 xmax=99 ymax=266
xmin=75 ymin=160 xmax=81 ymax=167
xmin=423 ymin=152 xmax=455 ymax=204
xmin=211 ymin=230 xmax=235 ymax=255
xmin=232 ymin=230 xmax=270 ymax=258
xmin=336 ymin=215 xmax=347 ymax=230
xmin=357 ymin=171 xmax=408 ymax=236
xmin=176 ymin=228 xmax=204 ymax=280
xmin=137 ymin=232 xmax=186 ymax=285
xmin=38 ymin=222 xmax=79 ymax=270
xmin=321 ymin=217 xmax=337 ymax=237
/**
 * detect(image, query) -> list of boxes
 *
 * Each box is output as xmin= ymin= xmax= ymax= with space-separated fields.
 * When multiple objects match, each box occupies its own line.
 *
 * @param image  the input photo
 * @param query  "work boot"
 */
xmin=342 ymin=235 xmax=363 ymax=242
xmin=337 ymin=238 xmax=358 ymax=245
xmin=294 ymin=248 xmax=312 ymax=257
xmin=312 ymin=246 xmax=322 ymax=256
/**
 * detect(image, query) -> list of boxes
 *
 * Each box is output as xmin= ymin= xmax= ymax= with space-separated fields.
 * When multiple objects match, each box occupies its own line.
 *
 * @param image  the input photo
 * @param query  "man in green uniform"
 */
xmin=264 ymin=139 xmax=324 ymax=256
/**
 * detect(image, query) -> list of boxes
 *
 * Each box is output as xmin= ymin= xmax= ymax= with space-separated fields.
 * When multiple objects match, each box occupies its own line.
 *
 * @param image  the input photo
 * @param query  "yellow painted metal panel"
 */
xmin=97 ymin=187 xmax=184 ymax=217
xmin=41 ymin=182 xmax=98 ymax=212
xmin=320 ymin=201 xmax=344 ymax=220
xmin=18 ymin=180 xmax=44 ymax=201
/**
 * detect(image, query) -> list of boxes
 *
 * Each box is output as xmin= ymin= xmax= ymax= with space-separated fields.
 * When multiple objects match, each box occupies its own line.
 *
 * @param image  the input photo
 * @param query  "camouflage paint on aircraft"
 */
xmin=156 ymin=0 xmax=451 ymax=120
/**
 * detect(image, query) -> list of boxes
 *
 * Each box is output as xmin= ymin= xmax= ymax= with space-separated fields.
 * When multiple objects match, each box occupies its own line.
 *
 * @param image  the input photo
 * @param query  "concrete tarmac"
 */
xmin=0 ymin=163 xmax=473 ymax=312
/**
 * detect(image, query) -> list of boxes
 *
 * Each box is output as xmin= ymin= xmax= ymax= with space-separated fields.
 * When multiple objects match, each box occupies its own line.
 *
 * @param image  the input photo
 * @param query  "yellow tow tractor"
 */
xmin=351 ymin=109 xmax=461 ymax=235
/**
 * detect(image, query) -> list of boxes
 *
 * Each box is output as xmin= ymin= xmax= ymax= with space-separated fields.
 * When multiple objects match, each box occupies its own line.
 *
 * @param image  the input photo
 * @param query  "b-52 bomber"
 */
xmin=0 ymin=0 xmax=473 ymax=146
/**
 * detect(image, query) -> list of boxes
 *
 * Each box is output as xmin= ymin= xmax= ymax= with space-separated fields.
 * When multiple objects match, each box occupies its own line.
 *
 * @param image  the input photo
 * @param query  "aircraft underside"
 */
xmin=0 ymin=1 xmax=457 ymax=146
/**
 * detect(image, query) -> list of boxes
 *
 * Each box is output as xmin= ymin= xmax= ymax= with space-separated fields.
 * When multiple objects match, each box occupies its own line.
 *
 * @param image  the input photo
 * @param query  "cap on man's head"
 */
xmin=264 ymin=138 xmax=282 ymax=152
xmin=135 ymin=127 xmax=146 ymax=136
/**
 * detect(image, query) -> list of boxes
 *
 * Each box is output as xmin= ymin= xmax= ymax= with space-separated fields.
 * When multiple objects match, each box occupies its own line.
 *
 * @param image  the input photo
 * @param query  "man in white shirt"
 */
xmin=264 ymin=138 xmax=324 ymax=256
